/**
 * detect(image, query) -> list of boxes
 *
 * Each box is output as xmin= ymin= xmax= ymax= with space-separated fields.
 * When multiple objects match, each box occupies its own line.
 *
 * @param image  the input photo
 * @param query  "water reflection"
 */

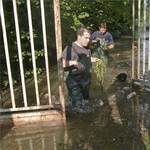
xmin=138 ymin=93 xmax=150 ymax=150
xmin=0 ymin=121 xmax=68 ymax=150
xmin=108 ymin=94 xmax=122 ymax=125
xmin=0 ymin=35 xmax=150 ymax=150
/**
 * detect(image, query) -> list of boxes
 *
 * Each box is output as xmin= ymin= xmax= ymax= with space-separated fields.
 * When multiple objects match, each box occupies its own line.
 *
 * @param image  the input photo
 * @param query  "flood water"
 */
xmin=1 ymin=35 xmax=150 ymax=150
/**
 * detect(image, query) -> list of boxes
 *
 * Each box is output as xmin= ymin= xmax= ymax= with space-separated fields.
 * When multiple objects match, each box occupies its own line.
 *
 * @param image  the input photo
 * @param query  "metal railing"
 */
xmin=1 ymin=122 xmax=68 ymax=150
xmin=132 ymin=0 xmax=150 ymax=90
xmin=0 ymin=0 xmax=65 ymax=119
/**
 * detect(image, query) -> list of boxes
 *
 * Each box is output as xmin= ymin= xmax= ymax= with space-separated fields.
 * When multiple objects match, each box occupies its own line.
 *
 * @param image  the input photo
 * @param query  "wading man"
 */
xmin=62 ymin=27 xmax=99 ymax=109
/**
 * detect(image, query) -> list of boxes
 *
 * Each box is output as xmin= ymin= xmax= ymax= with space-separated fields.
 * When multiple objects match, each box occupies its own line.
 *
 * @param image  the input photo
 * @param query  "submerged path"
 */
xmin=1 ymin=35 xmax=150 ymax=150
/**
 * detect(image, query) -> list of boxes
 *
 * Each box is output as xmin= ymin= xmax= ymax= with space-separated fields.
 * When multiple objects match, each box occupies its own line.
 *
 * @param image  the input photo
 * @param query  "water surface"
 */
xmin=1 ymin=35 xmax=150 ymax=150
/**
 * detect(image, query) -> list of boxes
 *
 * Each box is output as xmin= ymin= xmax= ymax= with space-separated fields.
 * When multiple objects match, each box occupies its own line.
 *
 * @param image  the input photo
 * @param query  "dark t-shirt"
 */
xmin=90 ymin=31 xmax=114 ymax=45
xmin=62 ymin=42 xmax=91 ymax=60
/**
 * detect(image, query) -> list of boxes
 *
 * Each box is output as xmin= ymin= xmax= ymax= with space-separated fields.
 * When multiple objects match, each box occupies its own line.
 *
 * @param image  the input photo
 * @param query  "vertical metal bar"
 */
xmin=41 ymin=135 xmax=45 ymax=150
xmin=63 ymin=127 xmax=68 ymax=149
xmin=40 ymin=0 xmax=52 ymax=105
xmin=26 ymin=0 xmax=40 ymax=106
xmin=0 ymin=90 xmax=2 ymax=108
xmin=132 ymin=0 xmax=135 ymax=79
xmin=137 ymin=0 xmax=141 ymax=80
xmin=0 ymin=43 xmax=1 ymax=108
xmin=143 ymin=0 xmax=146 ymax=76
xmin=53 ymin=135 xmax=57 ymax=150
xmin=53 ymin=0 xmax=66 ymax=120
xmin=29 ymin=138 xmax=33 ymax=150
xmin=148 ymin=2 xmax=150 ymax=85
xmin=0 ymin=0 xmax=16 ymax=108
xmin=17 ymin=140 xmax=22 ymax=150
xmin=12 ymin=0 xmax=28 ymax=107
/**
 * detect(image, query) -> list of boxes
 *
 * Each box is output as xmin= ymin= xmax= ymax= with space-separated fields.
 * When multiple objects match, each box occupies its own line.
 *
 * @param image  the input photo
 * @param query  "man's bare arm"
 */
xmin=62 ymin=59 xmax=85 ymax=71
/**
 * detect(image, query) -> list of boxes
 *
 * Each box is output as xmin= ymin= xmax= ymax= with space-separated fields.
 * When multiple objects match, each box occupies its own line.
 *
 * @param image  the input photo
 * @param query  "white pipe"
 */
xmin=132 ymin=0 xmax=135 ymax=79
xmin=40 ymin=0 xmax=52 ymax=105
xmin=12 ymin=0 xmax=28 ymax=107
xmin=0 ymin=0 xmax=16 ymax=108
xmin=137 ymin=0 xmax=141 ymax=80
xmin=143 ymin=0 xmax=146 ymax=76
xmin=148 ymin=2 xmax=150 ymax=85
xmin=26 ymin=0 xmax=40 ymax=106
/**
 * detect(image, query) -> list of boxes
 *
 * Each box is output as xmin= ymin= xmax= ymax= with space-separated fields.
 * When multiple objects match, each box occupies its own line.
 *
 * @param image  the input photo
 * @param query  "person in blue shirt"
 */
xmin=90 ymin=22 xmax=114 ymax=50
xmin=90 ymin=22 xmax=114 ymax=66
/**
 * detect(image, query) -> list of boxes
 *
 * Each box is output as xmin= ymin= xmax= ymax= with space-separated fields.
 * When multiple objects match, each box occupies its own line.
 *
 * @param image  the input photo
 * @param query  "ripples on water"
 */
xmin=1 ymin=35 xmax=150 ymax=150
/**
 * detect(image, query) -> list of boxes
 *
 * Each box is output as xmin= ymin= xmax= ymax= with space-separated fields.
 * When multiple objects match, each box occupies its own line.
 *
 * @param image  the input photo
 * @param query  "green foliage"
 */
xmin=94 ymin=59 xmax=106 ymax=85
xmin=59 ymin=0 xmax=132 ymax=39
xmin=142 ymin=135 xmax=150 ymax=150
xmin=2 ymin=0 xmax=146 ymax=89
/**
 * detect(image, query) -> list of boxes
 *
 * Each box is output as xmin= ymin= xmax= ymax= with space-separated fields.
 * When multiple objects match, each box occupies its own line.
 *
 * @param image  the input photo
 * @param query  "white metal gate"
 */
xmin=0 ymin=0 xmax=65 ymax=121
xmin=132 ymin=0 xmax=150 ymax=90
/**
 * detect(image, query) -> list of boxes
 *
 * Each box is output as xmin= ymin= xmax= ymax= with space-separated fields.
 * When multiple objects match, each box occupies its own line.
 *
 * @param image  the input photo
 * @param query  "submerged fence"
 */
xmin=0 ymin=0 xmax=65 ymax=120
xmin=132 ymin=0 xmax=150 ymax=89
xmin=1 ymin=122 xmax=68 ymax=150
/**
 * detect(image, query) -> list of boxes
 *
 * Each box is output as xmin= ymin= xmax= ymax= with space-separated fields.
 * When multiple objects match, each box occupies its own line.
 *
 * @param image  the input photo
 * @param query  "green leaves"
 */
xmin=142 ymin=135 xmax=150 ymax=150
xmin=78 ymin=12 xmax=89 ymax=19
xmin=1 ymin=0 xmax=144 ymax=88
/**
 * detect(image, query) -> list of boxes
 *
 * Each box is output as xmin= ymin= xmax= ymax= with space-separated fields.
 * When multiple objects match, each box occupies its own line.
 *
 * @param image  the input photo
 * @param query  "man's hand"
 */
xmin=91 ymin=38 xmax=100 ymax=43
xmin=62 ymin=59 xmax=85 ymax=71
xmin=74 ymin=61 xmax=85 ymax=71
xmin=91 ymin=57 xmax=99 ymax=63
xmin=103 ymin=46 xmax=109 ymax=50
xmin=104 ymin=45 xmax=114 ymax=50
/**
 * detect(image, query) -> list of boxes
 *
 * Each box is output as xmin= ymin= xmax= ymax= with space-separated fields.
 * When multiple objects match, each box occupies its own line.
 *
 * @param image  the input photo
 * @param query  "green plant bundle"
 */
xmin=94 ymin=59 xmax=106 ymax=84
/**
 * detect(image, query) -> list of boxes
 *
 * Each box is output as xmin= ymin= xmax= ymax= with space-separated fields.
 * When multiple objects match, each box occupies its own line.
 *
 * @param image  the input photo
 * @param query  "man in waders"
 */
xmin=90 ymin=22 xmax=114 ymax=66
xmin=62 ymin=27 xmax=99 ymax=110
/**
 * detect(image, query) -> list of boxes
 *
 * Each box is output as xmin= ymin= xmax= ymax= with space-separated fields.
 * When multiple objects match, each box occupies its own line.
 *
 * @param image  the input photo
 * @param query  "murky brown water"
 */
xmin=1 ymin=35 xmax=150 ymax=150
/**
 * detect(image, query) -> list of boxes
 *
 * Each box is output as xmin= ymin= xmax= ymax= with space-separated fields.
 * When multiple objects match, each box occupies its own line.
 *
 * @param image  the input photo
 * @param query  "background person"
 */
xmin=90 ymin=22 xmax=114 ymax=49
xmin=90 ymin=22 xmax=114 ymax=66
